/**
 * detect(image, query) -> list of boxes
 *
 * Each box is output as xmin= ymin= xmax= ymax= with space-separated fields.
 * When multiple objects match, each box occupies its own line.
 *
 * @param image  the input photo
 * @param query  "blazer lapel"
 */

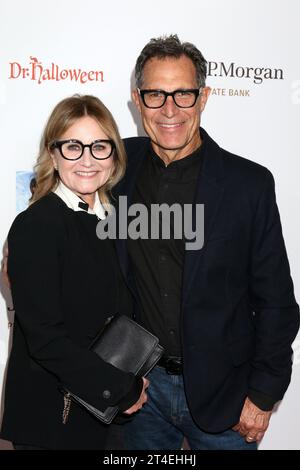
xmin=182 ymin=130 xmax=225 ymax=304
xmin=115 ymin=139 xmax=150 ymax=280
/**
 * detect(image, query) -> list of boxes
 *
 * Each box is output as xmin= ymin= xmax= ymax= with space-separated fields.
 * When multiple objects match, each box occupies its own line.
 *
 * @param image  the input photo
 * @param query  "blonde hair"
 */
xmin=31 ymin=94 xmax=126 ymax=209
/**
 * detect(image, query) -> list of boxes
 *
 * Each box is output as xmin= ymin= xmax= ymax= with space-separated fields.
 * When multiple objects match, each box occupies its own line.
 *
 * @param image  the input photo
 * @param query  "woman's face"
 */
xmin=50 ymin=115 xmax=114 ymax=207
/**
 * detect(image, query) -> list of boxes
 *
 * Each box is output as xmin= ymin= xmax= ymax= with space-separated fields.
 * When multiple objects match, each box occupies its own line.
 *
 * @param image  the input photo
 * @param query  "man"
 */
xmin=114 ymin=35 xmax=299 ymax=450
xmin=1 ymin=35 xmax=299 ymax=451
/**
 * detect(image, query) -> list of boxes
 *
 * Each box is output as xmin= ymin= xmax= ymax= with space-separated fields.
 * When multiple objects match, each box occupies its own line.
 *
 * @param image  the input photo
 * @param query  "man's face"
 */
xmin=132 ymin=55 xmax=210 ymax=164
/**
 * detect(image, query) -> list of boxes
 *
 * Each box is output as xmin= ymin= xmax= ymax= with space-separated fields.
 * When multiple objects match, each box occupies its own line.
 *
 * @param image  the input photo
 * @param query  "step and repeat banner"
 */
xmin=0 ymin=0 xmax=299 ymax=449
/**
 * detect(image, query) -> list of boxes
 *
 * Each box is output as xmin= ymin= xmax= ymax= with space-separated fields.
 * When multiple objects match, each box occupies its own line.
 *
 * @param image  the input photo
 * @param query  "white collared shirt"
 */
xmin=54 ymin=181 xmax=106 ymax=220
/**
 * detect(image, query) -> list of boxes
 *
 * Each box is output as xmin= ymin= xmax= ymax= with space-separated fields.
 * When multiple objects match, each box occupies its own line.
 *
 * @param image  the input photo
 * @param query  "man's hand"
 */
xmin=1 ymin=245 xmax=10 ymax=289
xmin=232 ymin=397 xmax=272 ymax=443
xmin=124 ymin=377 xmax=149 ymax=415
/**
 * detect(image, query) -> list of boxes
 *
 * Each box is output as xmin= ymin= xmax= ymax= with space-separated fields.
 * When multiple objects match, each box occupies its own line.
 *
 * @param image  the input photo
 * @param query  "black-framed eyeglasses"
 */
xmin=50 ymin=139 xmax=115 ymax=160
xmin=138 ymin=88 xmax=201 ymax=109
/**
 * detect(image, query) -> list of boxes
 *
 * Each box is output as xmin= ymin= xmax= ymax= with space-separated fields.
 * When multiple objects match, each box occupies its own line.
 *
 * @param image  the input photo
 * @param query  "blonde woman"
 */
xmin=0 ymin=95 xmax=148 ymax=450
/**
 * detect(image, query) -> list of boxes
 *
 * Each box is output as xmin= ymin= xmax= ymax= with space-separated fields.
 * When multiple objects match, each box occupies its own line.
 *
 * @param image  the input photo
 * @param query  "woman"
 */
xmin=0 ymin=95 xmax=148 ymax=450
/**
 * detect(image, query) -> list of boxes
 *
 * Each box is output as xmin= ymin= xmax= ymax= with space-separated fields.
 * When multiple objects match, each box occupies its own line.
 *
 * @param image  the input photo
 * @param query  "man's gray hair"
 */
xmin=135 ymin=34 xmax=207 ymax=89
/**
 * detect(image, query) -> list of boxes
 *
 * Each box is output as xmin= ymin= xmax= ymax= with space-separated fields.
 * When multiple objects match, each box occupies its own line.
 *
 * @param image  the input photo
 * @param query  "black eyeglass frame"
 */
xmin=138 ymin=88 xmax=201 ymax=109
xmin=50 ymin=139 xmax=115 ymax=160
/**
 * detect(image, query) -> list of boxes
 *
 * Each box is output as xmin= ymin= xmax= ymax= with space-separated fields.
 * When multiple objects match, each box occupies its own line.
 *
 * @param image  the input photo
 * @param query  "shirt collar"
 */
xmin=54 ymin=181 xmax=106 ymax=220
xmin=150 ymin=141 xmax=205 ymax=170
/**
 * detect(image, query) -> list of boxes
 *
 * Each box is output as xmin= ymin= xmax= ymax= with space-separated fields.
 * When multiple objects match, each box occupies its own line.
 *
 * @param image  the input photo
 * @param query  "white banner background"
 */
xmin=0 ymin=0 xmax=299 ymax=450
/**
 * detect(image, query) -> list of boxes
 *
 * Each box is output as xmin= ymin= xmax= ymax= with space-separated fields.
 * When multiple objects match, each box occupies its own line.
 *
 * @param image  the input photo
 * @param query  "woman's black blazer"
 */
xmin=1 ymin=193 xmax=135 ymax=449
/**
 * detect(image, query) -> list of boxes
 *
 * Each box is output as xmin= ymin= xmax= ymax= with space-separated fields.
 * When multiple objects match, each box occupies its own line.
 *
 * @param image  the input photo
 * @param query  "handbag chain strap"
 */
xmin=62 ymin=392 xmax=71 ymax=424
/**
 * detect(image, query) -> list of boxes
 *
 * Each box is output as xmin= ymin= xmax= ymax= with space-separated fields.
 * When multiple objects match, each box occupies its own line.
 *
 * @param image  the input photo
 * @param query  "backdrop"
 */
xmin=1 ymin=0 xmax=299 ymax=450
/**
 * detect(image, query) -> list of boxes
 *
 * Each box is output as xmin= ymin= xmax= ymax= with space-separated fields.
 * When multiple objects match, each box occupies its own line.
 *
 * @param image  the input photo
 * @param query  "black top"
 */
xmin=128 ymin=143 xmax=204 ymax=356
xmin=0 ymin=193 xmax=141 ymax=450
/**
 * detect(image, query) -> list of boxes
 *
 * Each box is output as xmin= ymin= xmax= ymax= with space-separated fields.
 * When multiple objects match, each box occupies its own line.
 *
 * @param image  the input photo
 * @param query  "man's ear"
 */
xmin=199 ymin=86 xmax=211 ymax=113
xmin=132 ymin=89 xmax=142 ymax=113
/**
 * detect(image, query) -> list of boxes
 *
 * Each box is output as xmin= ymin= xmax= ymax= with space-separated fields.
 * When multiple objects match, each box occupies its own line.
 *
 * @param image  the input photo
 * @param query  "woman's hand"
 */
xmin=123 ymin=377 xmax=149 ymax=415
xmin=1 ymin=245 xmax=10 ymax=289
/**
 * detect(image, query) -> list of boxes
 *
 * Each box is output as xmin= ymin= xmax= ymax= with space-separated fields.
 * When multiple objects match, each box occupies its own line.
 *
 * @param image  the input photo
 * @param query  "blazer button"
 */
xmin=102 ymin=390 xmax=111 ymax=399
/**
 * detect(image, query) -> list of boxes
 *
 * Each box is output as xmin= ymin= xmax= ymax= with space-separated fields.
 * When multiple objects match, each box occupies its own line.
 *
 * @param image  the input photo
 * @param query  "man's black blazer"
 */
xmin=115 ymin=128 xmax=300 ymax=432
xmin=1 ymin=193 xmax=136 ymax=449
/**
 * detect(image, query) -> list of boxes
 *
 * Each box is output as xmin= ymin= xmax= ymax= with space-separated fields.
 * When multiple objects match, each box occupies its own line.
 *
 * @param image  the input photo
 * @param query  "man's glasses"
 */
xmin=138 ymin=88 xmax=201 ymax=109
xmin=50 ymin=139 xmax=115 ymax=161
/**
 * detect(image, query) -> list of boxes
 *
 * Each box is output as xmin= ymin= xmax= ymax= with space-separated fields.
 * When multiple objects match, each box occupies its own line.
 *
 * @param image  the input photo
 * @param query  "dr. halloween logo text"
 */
xmin=8 ymin=57 xmax=104 ymax=85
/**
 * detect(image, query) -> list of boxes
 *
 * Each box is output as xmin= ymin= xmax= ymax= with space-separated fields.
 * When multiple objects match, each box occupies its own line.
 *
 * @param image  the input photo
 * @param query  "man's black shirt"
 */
xmin=128 ymin=142 xmax=204 ymax=356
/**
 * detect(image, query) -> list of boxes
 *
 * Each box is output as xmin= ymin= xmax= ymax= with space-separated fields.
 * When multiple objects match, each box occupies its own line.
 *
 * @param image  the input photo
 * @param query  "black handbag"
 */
xmin=63 ymin=314 xmax=164 ymax=424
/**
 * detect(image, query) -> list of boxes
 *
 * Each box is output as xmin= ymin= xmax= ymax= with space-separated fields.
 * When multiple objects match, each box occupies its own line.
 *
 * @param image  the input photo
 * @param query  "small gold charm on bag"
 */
xmin=62 ymin=392 xmax=71 ymax=424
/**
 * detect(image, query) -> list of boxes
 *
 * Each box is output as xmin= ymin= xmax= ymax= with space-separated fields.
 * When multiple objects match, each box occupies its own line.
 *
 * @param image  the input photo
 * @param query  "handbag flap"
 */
xmin=90 ymin=314 xmax=159 ymax=376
